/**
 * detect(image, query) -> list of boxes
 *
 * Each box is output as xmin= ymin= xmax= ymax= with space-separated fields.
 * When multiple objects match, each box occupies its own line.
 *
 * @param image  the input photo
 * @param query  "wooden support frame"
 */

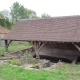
xmin=72 ymin=43 xmax=80 ymax=64
xmin=31 ymin=41 xmax=47 ymax=59
xmin=7 ymin=40 xmax=12 ymax=48
xmin=72 ymin=43 xmax=80 ymax=51
xmin=5 ymin=40 xmax=12 ymax=52
xmin=5 ymin=40 xmax=8 ymax=52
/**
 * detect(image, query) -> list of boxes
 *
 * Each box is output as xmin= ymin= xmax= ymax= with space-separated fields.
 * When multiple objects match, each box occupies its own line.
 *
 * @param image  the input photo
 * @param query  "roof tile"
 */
xmin=4 ymin=15 xmax=80 ymax=42
xmin=0 ymin=26 xmax=10 ymax=34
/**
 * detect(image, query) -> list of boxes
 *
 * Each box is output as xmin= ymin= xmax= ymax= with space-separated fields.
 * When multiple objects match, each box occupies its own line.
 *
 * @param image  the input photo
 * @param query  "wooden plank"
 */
xmin=72 ymin=43 xmax=80 ymax=51
xmin=71 ymin=56 xmax=78 ymax=64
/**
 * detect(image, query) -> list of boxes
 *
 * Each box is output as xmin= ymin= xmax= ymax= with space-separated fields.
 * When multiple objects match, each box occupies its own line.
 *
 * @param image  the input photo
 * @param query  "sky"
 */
xmin=0 ymin=0 xmax=80 ymax=17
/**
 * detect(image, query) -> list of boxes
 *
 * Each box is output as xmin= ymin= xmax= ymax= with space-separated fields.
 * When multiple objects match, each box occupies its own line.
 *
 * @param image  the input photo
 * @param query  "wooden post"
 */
xmin=72 ymin=43 xmax=80 ymax=64
xmin=72 ymin=56 xmax=78 ymax=64
xmin=5 ymin=40 xmax=8 ymax=52
xmin=35 ymin=41 xmax=40 ymax=59
xmin=31 ymin=41 xmax=47 ymax=59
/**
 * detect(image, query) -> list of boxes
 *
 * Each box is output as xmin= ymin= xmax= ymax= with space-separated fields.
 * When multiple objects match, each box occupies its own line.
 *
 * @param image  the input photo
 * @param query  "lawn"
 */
xmin=0 ymin=63 xmax=80 ymax=80
xmin=0 ymin=41 xmax=32 ymax=56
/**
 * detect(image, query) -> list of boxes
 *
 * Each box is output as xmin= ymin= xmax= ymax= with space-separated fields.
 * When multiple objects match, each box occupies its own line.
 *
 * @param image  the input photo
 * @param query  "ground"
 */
xmin=0 ymin=52 xmax=80 ymax=80
xmin=0 ymin=63 xmax=80 ymax=80
xmin=0 ymin=42 xmax=80 ymax=80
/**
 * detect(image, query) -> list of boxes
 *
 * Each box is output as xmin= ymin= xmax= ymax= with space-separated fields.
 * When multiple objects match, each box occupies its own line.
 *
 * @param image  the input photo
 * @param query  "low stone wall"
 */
xmin=39 ymin=47 xmax=80 ymax=61
xmin=7 ymin=47 xmax=80 ymax=62
xmin=8 ymin=47 xmax=34 ymax=56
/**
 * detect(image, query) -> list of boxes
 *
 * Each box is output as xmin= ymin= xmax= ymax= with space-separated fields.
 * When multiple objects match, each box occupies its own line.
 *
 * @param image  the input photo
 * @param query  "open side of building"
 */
xmin=3 ymin=15 xmax=80 ymax=63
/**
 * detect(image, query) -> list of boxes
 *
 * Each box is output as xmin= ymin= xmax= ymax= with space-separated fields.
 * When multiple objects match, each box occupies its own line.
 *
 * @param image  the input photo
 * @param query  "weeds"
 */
xmin=19 ymin=51 xmax=34 ymax=64
xmin=7 ymin=59 xmax=21 ymax=66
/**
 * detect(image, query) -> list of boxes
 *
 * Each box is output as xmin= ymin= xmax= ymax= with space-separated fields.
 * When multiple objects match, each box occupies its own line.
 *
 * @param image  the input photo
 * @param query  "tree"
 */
xmin=0 ymin=10 xmax=11 ymax=19
xmin=10 ymin=2 xmax=21 ymax=23
xmin=0 ymin=12 xmax=4 ymax=18
xmin=0 ymin=12 xmax=13 ymax=29
xmin=41 ymin=13 xmax=50 ymax=18
xmin=10 ymin=2 xmax=37 ymax=23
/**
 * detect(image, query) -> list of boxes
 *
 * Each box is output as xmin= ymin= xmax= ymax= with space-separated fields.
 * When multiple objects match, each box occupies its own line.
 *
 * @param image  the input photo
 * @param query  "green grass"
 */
xmin=0 ymin=64 xmax=80 ymax=80
xmin=0 ymin=46 xmax=5 ymax=55
xmin=0 ymin=42 xmax=80 ymax=80
xmin=0 ymin=41 xmax=32 ymax=56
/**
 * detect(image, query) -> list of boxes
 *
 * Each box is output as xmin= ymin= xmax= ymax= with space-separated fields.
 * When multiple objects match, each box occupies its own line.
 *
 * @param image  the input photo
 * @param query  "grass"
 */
xmin=0 ymin=63 xmax=80 ymax=80
xmin=0 ymin=41 xmax=80 ymax=80
xmin=0 ymin=41 xmax=32 ymax=56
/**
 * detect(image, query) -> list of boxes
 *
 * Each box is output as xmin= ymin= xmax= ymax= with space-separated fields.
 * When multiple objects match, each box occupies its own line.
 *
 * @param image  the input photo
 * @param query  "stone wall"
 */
xmin=39 ymin=47 xmax=80 ymax=61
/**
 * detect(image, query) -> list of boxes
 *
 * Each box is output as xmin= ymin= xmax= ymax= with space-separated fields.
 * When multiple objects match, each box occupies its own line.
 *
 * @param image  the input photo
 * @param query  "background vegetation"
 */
xmin=0 ymin=41 xmax=31 ymax=56
xmin=0 ymin=1 xmax=51 ymax=30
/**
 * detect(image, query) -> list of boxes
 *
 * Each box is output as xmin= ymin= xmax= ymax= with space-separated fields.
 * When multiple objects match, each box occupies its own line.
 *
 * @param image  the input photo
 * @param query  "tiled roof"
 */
xmin=3 ymin=15 xmax=80 ymax=42
xmin=0 ymin=26 xmax=10 ymax=34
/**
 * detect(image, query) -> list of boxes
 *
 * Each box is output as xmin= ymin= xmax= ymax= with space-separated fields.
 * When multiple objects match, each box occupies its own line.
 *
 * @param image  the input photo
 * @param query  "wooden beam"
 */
xmin=72 ymin=56 xmax=78 ymax=64
xmin=71 ymin=43 xmax=79 ymax=64
xmin=36 ymin=42 xmax=47 ymax=59
xmin=38 ymin=42 xmax=47 ymax=53
xmin=34 ymin=41 xmax=40 ymax=59
xmin=72 ymin=43 xmax=80 ymax=51
xmin=5 ymin=40 xmax=13 ymax=53
xmin=30 ymin=41 xmax=39 ymax=58
xmin=5 ymin=40 xmax=8 ymax=52
xmin=7 ymin=40 xmax=12 ymax=48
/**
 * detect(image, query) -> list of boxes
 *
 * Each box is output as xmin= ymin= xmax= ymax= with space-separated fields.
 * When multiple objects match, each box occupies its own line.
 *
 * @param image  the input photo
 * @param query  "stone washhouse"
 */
xmin=3 ymin=15 xmax=80 ymax=64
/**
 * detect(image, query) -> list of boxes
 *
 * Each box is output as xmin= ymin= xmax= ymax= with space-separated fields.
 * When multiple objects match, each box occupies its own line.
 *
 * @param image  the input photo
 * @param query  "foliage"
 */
xmin=24 ymin=42 xmax=32 ymax=46
xmin=19 ymin=51 xmax=33 ymax=64
xmin=41 ymin=13 xmax=51 ymax=18
xmin=10 ymin=2 xmax=37 ymax=23
xmin=7 ymin=59 xmax=21 ymax=66
xmin=19 ymin=51 xmax=30 ymax=63
xmin=0 ymin=1 xmax=51 ymax=29
xmin=0 ymin=64 xmax=80 ymax=80
xmin=0 ymin=12 xmax=4 ymax=18
xmin=0 ymin=10 xmax=11 ymax=19
xmin=0 ymin=12 xmax=13 ymax=29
